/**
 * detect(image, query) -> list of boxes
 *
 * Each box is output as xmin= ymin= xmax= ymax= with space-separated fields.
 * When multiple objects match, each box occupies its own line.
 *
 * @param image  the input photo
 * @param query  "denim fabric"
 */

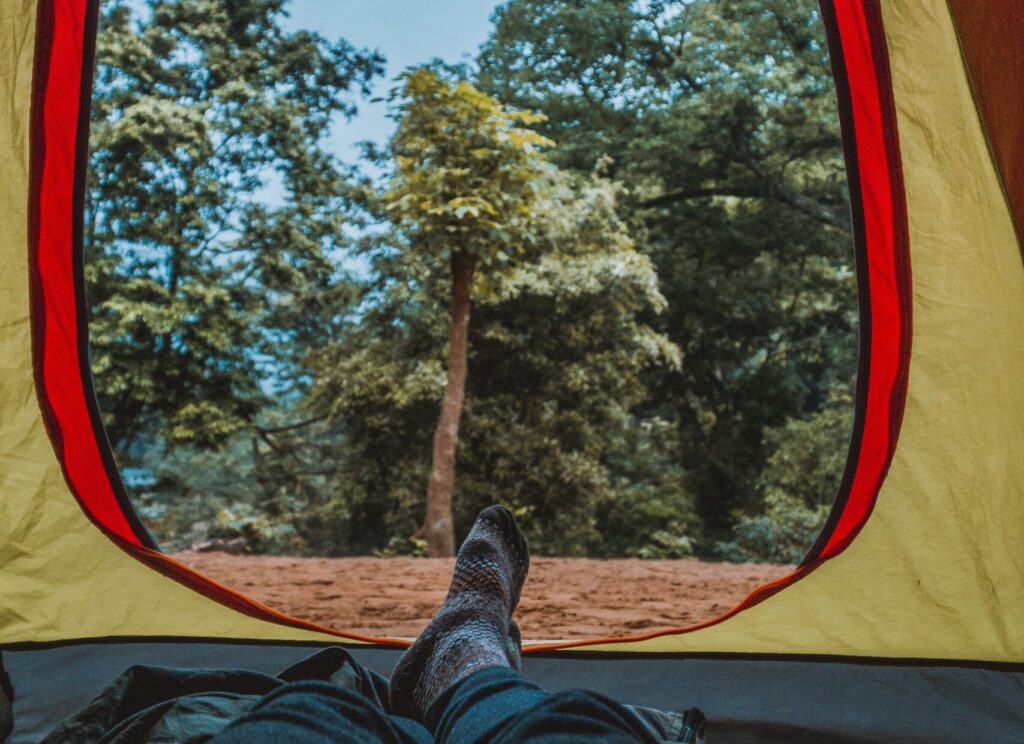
xmin=427 ymin=666 xmax=661 ymax=744
xmin=208 ymin=681 xmax=431 ymax=744
xmin=211 ymin=667 xmax=660 ymax=743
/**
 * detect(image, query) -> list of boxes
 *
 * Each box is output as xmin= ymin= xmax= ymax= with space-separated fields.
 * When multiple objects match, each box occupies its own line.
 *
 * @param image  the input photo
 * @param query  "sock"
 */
xmin=389 ymin=505 xmax=529 ymax=720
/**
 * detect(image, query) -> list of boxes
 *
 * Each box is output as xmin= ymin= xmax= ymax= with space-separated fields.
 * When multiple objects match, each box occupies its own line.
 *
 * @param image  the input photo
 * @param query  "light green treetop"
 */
xmin=383 ymin=68 xmax=555 ymax=272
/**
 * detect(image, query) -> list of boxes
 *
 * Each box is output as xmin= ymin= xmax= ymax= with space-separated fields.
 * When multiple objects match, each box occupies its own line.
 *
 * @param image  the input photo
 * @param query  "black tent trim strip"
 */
xmin=802 ymin=0 xmax=913 ymax=566
xmin=2 ymin=637 xmax=1022 ymax=674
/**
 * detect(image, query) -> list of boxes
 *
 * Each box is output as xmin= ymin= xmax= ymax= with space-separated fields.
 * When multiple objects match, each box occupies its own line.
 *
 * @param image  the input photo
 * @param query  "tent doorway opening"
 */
xmin=85 ymin=0 xmax=854 ymax=641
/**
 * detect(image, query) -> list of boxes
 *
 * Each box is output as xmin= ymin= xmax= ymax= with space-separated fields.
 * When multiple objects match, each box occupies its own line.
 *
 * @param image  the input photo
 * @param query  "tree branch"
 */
xmin=640 ymin=186 xmax=761 ymax=209
xmin=255 ymin=415 xmax=327 ymax=435
xmin=639 ymin=181 xmax=849 ymax=231
xmin=770 ymin=184 xmax=849 ymax=231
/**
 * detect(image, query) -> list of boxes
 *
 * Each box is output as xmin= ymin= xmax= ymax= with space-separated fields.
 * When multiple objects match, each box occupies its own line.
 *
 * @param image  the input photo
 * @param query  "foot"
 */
xmin=389 ymin=505 xmax=529 ymax=720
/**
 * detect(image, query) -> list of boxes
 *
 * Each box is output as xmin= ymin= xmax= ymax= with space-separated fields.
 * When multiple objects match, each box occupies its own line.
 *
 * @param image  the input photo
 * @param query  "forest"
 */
xmin=85 ymin=0 xmax=855 ymax=563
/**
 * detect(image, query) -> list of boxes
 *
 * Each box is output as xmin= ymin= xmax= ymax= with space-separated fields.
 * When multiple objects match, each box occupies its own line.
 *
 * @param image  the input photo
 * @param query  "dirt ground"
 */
xmin=173 ymin=552 xmax=792 ymax=640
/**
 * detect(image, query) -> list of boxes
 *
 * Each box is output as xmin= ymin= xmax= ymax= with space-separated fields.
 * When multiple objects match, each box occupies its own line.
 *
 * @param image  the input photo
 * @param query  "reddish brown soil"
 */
xmin=172 ymin=553 xmax=792 ymax=640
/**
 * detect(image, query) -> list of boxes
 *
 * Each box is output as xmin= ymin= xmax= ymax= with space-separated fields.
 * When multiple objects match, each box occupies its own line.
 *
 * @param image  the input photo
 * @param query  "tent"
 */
xmin=2 ymin=0 xmax=1022 ymax=740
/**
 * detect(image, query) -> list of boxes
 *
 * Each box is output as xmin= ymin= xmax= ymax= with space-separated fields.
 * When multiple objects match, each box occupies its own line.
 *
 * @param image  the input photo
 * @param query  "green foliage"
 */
xmin=297 ymin=167 xmax=686 ymax=555
xmin=712 ymin=496 xmax=827 ymax=565
xmin=714 ymin=384 xmax=852 ymax=562
xmin=379 ymin=70 xmax=563 ymax=555
xmin=383 ymin=69 xmax=554 ymax=271
xmin=457 ymin=172 xmax=686 ymax=553
xmin=596 ymin=417 xmax=698 ymax=558
xmin=479 ymin=0 xmax=856 ymax=539
xmin=87 ymin=0 xmax=381 ymax=451
xmin=208 ymin=503 xmax=305 ymax=554
xmin=760 ymin=384 xmax=854 ymax=512
xmin=128 ymin=436 xmax=261 ymax=549
xmin=93 ymin=1 xmax=857 ymax=561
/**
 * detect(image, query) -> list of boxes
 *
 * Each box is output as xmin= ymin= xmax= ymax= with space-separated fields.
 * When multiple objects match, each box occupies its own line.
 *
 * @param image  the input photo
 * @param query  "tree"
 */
xmin=457 ymin=171 xmax=685 ymax=553
xmin=304 ymin=167 xmax=683 ymax=557
xmin=87 ymin=0 xmax=382 ymax=453
xmin=380 ymin=70 xmax=554 ymax=556
xmin=478 ymin=0 xmax=856 ymax=544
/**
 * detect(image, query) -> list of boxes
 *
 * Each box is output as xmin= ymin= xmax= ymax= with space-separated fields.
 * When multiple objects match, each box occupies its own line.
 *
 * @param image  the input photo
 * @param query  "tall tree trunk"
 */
xmin=421 ymin=251 xmax=473 ymax=557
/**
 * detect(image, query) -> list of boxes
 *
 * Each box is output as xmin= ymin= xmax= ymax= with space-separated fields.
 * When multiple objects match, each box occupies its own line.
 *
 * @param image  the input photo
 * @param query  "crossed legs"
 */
xmin=211 ymin=507 xmax=659 ymax=743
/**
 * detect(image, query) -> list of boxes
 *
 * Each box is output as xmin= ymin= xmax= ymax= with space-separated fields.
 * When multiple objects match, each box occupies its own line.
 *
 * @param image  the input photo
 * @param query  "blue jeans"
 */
xmin=209 ymin=666 xmax=661 ymax=743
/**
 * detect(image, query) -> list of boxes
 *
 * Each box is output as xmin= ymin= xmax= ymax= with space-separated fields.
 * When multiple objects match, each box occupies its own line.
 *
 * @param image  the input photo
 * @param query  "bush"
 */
xmin=209 ymin=503 xmax=307 ymax=554
xmin=715 ymin=384 xmax=852 ymax=563
xmin=714 ymin=494 xmax=828 ymax=564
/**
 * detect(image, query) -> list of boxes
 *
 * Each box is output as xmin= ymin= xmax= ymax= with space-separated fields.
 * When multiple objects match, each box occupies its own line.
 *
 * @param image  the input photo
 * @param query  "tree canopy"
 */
xmin=87 ymin=0 xmax=381 ymax=451
xmin=88 ymin=0 xmax=855 ymax=563
xmin=478 ymin=0 xmax=855 ymax=541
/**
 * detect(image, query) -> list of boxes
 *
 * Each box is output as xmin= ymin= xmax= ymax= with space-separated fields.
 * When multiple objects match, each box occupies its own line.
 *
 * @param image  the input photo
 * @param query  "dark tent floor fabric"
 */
xmin=5 ymin=643 xmax=1023 ymax=743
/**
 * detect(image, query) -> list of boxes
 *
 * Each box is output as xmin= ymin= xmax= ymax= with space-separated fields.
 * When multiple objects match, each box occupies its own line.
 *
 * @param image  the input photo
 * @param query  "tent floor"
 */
xmin=4 ymin=642 xmax=1022 ymax=743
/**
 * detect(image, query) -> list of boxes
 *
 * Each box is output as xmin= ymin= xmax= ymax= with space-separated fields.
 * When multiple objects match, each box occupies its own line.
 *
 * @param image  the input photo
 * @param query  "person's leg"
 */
xmin=389 ymin=505 xmax=529 ymax=720
xmin=209 ymin=681 xmax=430 ymax=744
xmin=390 ymin=505 xmax=656 ymax=744
xmin=426 ymin=666 xmax=662 ymax=744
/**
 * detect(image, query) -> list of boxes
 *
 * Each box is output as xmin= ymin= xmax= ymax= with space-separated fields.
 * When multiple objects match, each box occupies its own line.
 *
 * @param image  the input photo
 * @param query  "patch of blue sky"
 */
xmin=275 ymin=1 xmax=502 ymax=280
xmin=282 ymin=0 xmax=501 ymax=171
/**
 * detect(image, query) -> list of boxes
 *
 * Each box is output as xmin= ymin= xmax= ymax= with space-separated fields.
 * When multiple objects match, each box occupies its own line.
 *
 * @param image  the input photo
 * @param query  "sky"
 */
xmin=282 ymin=0 xmax=503 ymax=166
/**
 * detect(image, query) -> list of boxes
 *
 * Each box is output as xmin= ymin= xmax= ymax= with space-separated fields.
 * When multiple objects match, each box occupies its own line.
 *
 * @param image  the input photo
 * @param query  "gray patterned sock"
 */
xmin=389 ymin=505 xmax=529 ymax=720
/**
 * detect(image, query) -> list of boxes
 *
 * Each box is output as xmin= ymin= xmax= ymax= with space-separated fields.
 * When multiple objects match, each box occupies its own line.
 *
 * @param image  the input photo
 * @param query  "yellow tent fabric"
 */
xmin=0 ymin=0 xmax=348 ymax=648
xmin=575 ymin=0 xmax=1024 ymax=661
xmin=0 ymin=0 xmax=1020 ymax=675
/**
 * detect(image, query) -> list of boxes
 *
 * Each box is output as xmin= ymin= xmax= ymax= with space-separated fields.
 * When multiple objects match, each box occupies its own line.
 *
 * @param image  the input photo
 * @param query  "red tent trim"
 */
xmin=28 ymin=0 xmax=408 ymax=648
xmin=27 ymin=0 xmax=911 ymax=650
xmin=802 ymin=0 xmax=912 ymax=564
xmin=30 ymin=0 xmax=152 ymax=547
